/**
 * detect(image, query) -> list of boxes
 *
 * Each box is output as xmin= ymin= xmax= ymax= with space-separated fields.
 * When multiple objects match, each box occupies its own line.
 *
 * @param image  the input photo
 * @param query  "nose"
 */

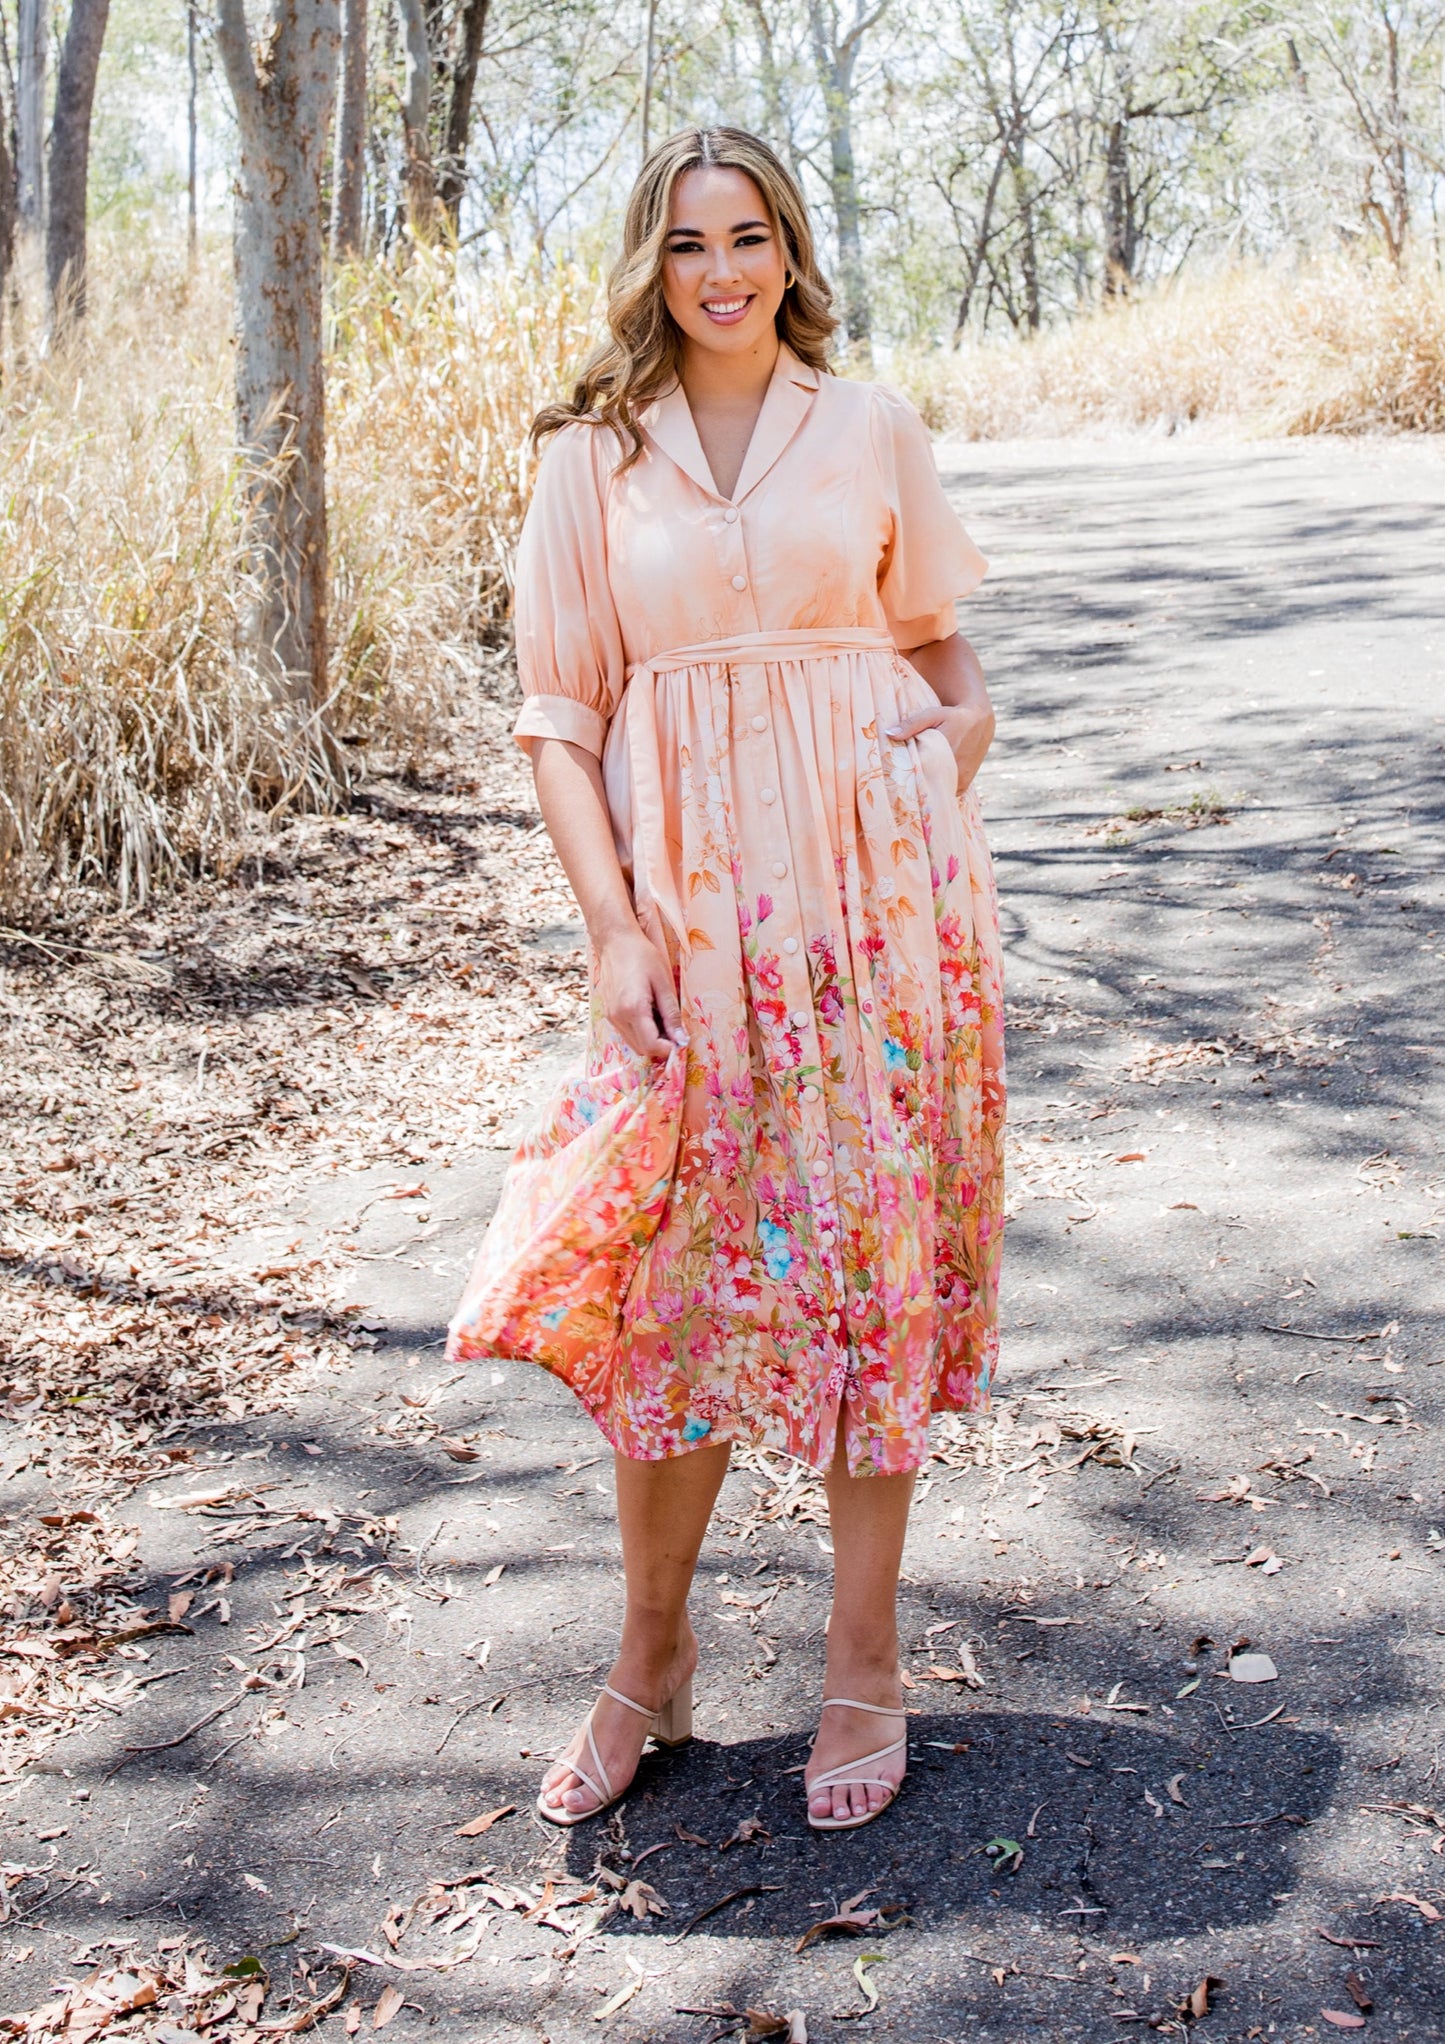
xmin=703 ymin=239 xmax=743 ymax=288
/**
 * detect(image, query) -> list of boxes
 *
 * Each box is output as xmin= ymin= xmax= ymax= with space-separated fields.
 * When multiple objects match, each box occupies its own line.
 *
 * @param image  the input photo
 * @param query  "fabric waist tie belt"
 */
xmin=619 ymin=627 xmax=901 ymax=959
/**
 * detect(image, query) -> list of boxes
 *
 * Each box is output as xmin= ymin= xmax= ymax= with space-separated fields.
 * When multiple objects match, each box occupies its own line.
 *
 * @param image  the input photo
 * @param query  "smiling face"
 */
xmin=661 ymin=165 xmax=789 ymax=360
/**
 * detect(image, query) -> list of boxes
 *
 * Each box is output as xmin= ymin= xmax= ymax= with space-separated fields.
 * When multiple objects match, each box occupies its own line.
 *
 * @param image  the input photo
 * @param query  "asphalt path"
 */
xmin=6 ymin=432 xmax=1443 ymax=2044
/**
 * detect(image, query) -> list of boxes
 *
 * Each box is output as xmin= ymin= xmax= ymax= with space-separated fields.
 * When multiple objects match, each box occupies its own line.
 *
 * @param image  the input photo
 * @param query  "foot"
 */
xmin=805 ymin=1676 xmax=907 ymax=1827
xmin=538 ymin=1624 xmax=697 ymax=1822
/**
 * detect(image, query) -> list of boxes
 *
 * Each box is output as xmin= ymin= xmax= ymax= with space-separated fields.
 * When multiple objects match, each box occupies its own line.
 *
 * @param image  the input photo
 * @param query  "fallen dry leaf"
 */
xmin=1320 ymin=2013 xmax=1366 ymax=2032
xmin=721 ymin=1815 xmax=771 ymax=1851
xmin=852 ymin=1956 xmax=884 ymax=2014
xmin=372 ymin=1982 xmax=405 ymax=2029
xmin=1344 ymin=1973 xmax=1373 ymax=2013
xmin=454 ymin=1803 xmax=515 ymax=1838
xmin=619 ymin=1878 xmax=670 ymax=1919
xmin=1184 ymin=1975 xmax=1224 ymax=2020
xmin=794 ymin=1890 xmax=888 ymax=1953
xmin=1379 ymin=1890 xmax=1441 ymax=1922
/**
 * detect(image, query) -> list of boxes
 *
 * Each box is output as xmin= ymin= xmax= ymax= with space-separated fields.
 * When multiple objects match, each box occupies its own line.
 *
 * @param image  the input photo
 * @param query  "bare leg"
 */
xmin=540 ymin=1439 xmax=730 ymax=1819
xmin=805 ymin=1415 xmax=915 ymax=1825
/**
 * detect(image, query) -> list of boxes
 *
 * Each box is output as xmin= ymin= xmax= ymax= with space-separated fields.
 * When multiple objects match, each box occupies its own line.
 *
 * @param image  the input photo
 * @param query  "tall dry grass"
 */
xmin=896 ymin=262 xmax=1445 ymax=439
xmin=2 ymin=249 xmax=1439 ymax=918
xmin=0 ymin=243 xmax=602 ymax=918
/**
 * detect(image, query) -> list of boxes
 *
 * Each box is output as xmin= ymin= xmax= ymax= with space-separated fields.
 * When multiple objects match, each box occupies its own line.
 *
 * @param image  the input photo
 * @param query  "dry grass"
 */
xmin=3 ymin=248 xmax=1438 ymax=917
xmin=897 ymin=261 xmax=1445 ymax=440
xmin=0 ymin=242 xmax=601 ymax=918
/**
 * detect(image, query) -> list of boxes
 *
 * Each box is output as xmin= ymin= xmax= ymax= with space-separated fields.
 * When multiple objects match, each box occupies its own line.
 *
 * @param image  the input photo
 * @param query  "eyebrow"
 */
xmin=666 ymin=219 xmax=772 ymax=236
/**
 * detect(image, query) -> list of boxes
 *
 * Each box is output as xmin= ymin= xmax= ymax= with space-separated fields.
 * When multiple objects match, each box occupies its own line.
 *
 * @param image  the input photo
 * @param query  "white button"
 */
xmin=828 ymin=1312 xmax=841 ymax=1330
xmin=760 ymin=787 xmax=776 ymax=804
xmin=820 ymin=1230 xmax=835 ymax=1247
xmin=803 ymin=1083 xmax=820 ymax=1102
xmin=751 ymin=714 xmax=767 ymax=732
xmin=783 ymin=937 xmax=799 ymax=954
xmin=811 ymin=1158 xmax=828 ymax=1177
xmin=731 ymin=574 xmax=747 ymax=591
xmin=772 ymin=860 xmax=788 ymax=879
xmin=791 ymin=1009 xmax=808 ymax=1027
xmin=724 ymin=507 xmax=739 ymax=523
xmin=877 ymin=878 xmax=895 ymax=899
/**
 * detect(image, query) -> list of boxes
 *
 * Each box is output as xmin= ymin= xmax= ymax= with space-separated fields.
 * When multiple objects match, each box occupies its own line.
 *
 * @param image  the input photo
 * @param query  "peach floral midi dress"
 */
xmin=447 ymin=344 xmax=1005 ymax=1476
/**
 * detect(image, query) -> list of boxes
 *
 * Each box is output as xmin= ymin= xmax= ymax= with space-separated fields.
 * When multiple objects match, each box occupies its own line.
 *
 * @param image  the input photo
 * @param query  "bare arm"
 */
xmin=530 ymin=737 xmax=686 ymax=1059
xmin=886 ymin=630 xmax=996 ymax=793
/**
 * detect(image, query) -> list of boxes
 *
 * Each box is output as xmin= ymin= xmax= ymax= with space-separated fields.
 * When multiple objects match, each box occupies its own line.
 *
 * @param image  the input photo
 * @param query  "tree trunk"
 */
xmin=16 ymin=0 xmax=46 ymax=237
xmin=45 ymin=0 xmax=111 ymax=336
xmin=187 ymin=0 xmax=199 ymax=267
xmin=438 ymin=0 xmax=489 ymax=226
xmin=743 ymin=0 xmax=804 ymax=182
xmin=395 ymin=0 xmax=437 ymax=238
xmin=213 ymin=0 xmax=341 ymax=751
xmin=640 ymin=0 xmax=658 ymax=158
xmin=0 ymin=117 xmax=16 ymax=344
xmin=1103 ymin=116 xmax=1135 ymax=296
xmin=806 ymin=0 xmax=876 ymax=359
xmin=330 ymin=0 xmax=368 ymax=256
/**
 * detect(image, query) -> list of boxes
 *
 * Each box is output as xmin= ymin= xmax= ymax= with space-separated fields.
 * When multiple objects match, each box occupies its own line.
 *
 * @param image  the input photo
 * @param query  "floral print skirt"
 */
xmin=448 ymin=640 xmax=1005 ymax=1475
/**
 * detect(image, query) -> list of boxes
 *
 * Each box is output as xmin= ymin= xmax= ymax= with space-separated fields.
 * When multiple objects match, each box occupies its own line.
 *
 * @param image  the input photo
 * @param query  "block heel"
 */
xmin=651 ymin=1675 xmax=693 ymax=1747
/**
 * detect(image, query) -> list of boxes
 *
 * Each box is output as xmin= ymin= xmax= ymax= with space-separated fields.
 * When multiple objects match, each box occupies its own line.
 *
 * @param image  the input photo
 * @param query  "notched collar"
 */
xmin=641 ymin=344 xmax=821 ymax=505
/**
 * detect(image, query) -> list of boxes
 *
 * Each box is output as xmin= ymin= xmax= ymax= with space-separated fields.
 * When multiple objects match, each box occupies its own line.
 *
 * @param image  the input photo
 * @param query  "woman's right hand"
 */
xmin=596 ymin=923 xmax=687 ymax=1058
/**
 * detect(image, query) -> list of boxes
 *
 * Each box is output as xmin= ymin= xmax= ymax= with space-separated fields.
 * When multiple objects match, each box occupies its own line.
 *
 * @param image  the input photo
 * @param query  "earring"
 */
xmin=784 ymin=269 xmax=796 ymax=289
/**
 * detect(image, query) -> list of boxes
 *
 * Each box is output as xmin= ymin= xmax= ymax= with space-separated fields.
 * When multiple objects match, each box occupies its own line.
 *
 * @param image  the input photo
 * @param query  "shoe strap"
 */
xmin=601 ymin=1683 xmax=659 ymax=1722
xmin=820 ymin=1696 xmax=906 ymax=1717
xmin=580 ymin=1717 xmax=613 ymax=1807
xmin=808 ymin=1734 xmax=908 ymax=1793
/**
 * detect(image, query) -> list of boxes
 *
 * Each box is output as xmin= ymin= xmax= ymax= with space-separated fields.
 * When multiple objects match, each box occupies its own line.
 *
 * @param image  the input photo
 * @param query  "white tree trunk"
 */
xmin=396 ymin=0 xmax=437 ymax=238
xmin=214 ymin=0 xmax=341 ymax=744
xmin=17 ymin=0 xmax=47 ymax=237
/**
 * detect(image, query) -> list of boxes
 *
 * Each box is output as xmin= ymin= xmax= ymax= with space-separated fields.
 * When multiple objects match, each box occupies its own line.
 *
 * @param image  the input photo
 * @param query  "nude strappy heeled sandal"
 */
xmin=805 ymin=1696 xmax=908 ymax=1833
xmin=535 ymin=1677 xmax=694 ymax=1828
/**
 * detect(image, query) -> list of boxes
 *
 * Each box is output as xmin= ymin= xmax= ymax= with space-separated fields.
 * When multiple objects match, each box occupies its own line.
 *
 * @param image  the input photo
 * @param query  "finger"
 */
xmin=883 ymin=706 xmax=944 ymax=740
xmin=632 ymin=998 xmax=671 ymax=1058
xmin=611 ymin=1003 xmax=664 ymax=1058
xmin=650 ymin=956 xmax=688 ymax=1049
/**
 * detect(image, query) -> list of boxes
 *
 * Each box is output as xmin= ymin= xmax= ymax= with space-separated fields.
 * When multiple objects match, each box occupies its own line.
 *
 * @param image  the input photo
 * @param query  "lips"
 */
xmin=701 ymin=295 xmax=754 ymax=325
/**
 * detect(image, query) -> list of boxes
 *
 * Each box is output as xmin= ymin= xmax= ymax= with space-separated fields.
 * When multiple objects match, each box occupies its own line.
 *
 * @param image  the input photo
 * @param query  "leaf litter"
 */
xmin=0 ymin=703 xmax=587 ymax=1781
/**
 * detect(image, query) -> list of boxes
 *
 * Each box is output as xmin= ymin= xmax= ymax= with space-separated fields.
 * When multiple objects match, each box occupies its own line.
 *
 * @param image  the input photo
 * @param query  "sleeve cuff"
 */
xmin=890 ymin=606 xmax=963 ymax=652
xmin=514 ymin=693 xmax=610 ymax=758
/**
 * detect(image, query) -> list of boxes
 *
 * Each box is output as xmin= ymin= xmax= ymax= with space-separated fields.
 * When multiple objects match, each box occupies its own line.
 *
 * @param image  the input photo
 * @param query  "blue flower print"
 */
xmin=758 ymin=1217 xmax=794 ymax=1282
xmin=682 ymin=1416 xmax=712 ymax=1442
xmin=883 ymin=1037 xmax=909 ymax=1073
xmin=539 ymin=1305 xmax=569 ymax=1329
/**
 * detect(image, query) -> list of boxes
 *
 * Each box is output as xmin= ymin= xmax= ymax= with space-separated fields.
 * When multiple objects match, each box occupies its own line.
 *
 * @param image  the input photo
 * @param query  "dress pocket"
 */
xmin=915 ymin=723 xmax=961 ymax=809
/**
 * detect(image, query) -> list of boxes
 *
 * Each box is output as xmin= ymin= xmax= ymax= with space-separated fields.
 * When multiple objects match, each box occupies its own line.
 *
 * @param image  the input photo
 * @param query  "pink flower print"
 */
xmin=756 ymin=892 xmax=774 ymax=923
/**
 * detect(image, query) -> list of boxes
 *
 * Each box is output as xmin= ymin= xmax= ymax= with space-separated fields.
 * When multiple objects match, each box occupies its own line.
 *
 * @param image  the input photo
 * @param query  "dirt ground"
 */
xmin=3 ymin=432 xmax=1443 ymax=2044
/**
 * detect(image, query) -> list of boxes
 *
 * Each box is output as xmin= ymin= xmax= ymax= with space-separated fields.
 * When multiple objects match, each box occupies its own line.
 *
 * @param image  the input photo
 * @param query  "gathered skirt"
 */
xmin=448 ymin=629 xmax=1005 ymax=1475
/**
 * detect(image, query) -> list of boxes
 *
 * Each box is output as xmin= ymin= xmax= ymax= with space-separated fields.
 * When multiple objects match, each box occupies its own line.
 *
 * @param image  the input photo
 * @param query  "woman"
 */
xmin=449 ymin=126 xmax=1004 ymax=1833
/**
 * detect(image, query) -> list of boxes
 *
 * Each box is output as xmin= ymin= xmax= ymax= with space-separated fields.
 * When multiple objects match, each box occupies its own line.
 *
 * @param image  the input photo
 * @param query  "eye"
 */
xmin=667 ymin=238 xmax=704 ymax=255
xmin=735 ymin=233 xmax=770 ymax=247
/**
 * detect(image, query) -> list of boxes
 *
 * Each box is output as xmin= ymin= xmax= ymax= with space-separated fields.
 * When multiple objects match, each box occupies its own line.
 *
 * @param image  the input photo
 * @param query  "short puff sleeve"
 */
xmin=869 ymin=384 xmax=987 ymax=650
xmin=512 ymin=423 xmax=627 ymax=759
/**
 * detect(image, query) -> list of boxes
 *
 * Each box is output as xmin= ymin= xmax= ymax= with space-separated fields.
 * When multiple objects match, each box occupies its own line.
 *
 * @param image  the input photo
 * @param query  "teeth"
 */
xmin=704 ymin=298 xmax=749 ymax=314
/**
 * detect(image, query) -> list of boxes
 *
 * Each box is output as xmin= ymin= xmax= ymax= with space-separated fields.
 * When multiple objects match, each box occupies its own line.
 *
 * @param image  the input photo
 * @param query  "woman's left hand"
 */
xmin=885 ymin=695 xmax=997 ymax=795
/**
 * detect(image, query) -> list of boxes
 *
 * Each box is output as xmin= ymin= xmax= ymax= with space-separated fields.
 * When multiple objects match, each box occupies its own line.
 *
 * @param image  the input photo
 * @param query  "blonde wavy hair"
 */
xmin=532 ymin=126 xmax=837 ymax=464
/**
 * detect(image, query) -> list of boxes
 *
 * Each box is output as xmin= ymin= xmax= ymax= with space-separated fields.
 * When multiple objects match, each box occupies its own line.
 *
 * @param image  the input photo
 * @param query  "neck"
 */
xmin=679 ymin=330 xmax=781 ymax=406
